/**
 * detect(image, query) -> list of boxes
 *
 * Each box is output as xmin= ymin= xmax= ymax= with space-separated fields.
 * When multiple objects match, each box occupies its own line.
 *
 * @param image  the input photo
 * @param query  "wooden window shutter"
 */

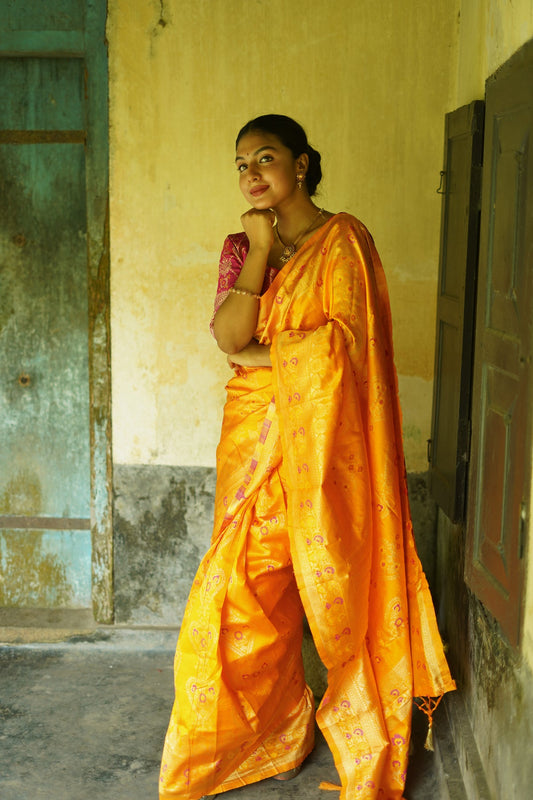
xmin=428 ymin=101 xmax=484 ymax=522
xmin=465 ymin=41 xmax=533 ymax=646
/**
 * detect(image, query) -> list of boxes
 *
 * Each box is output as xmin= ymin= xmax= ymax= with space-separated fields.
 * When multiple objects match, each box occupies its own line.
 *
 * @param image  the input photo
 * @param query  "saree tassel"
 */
xmin=424 ymin=721 xmax=434 ymax=752
xmin=319 ymin=781 xmax=342 ymax=791
xmin=414 ymin=695 xmax=443 ymax=752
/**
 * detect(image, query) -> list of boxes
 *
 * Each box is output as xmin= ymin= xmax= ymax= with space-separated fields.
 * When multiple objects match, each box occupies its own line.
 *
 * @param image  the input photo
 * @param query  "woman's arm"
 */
xmin=227 ymin=340 xmax=272 ymax=369
xmin=213 ymin=210 xmax=274 ymax=354
xmin=212 ymin=245 xmax=269 ymax=353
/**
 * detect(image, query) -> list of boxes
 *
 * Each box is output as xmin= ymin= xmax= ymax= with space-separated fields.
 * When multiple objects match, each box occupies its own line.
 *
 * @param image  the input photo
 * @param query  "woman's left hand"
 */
xmin=228 ymin=340 xmax=272 ymax=369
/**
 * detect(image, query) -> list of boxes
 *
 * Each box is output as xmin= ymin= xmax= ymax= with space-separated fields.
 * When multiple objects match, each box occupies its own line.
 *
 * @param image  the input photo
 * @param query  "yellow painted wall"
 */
xmin=455 ymin=0 xmax=533 ymax=106
xmin=455 ymin=0 xmax=533 ymax=663
xmin=107 ymin=0 xmax=460 ymax=473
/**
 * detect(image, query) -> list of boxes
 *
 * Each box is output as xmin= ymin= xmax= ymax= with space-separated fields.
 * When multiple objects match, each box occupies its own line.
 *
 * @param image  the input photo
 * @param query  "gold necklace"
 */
xmin=275 ymin=208 xmax=324 ymax=264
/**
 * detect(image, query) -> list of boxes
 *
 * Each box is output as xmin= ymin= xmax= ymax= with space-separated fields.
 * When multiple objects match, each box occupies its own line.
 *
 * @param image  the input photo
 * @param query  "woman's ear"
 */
xmin=296 ymin=153 xmax=310 ymax=175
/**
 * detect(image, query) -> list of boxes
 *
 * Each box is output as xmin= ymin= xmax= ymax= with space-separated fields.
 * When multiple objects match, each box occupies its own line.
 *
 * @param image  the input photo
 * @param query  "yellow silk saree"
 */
xmin=159 ymin=213 xmax=455 ymax=800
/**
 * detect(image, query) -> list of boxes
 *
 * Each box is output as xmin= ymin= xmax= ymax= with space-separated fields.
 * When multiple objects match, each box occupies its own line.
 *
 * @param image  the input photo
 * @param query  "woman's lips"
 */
xmin=250 ymin=185 xmax=268 ymax=197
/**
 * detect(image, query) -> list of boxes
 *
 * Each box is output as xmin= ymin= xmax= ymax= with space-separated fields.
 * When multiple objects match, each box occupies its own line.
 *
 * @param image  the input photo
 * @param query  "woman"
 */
xmin=159 ymin=115 xmax=455 ymax=800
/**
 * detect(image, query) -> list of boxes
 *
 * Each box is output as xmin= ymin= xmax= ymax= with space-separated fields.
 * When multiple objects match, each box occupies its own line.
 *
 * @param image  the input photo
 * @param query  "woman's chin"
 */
xmin=247 ymin=193 xmax=273 ymax=209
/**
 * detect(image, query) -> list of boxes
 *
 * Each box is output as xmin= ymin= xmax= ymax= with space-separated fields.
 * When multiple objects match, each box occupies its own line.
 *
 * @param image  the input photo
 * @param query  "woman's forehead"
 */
xmin=236 ymin=131 xmax=284 ymax=158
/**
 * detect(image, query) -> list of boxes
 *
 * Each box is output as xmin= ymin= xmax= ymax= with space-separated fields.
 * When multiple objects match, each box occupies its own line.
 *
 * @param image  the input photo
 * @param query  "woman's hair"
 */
xmin=236 ymin=114 xmax=323 ymax=196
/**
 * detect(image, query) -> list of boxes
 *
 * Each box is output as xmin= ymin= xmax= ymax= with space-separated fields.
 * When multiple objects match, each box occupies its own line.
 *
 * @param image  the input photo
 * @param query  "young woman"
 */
xmin=159 ymin=115 xmax=455 ymax=800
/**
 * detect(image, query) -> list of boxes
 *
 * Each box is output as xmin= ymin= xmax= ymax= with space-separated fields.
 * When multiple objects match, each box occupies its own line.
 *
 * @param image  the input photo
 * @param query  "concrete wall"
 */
xmin=113 ymin=465 xmax=215 ymax=624
xmin=435 ymin=3 xmax=533 ymax=798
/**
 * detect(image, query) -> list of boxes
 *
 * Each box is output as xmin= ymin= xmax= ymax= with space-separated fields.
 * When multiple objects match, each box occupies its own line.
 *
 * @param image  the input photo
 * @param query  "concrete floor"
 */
xmin=0 ymin=625 xmax=441 ymax=800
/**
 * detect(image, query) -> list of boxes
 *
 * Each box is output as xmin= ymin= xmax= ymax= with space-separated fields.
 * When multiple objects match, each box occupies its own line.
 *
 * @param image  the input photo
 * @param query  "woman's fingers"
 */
xmin=240 ymin=209 xmax=275 ymax=249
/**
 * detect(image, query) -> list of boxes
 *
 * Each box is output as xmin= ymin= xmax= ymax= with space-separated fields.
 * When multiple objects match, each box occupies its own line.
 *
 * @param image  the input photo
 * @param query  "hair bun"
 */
xmin=306 ymin=145 xmax=322 ymax=196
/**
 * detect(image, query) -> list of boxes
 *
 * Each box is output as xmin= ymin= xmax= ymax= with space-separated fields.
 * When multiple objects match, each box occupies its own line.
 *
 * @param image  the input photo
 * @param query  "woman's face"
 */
xmin=235 ymin=131 xmax=304 ymax=209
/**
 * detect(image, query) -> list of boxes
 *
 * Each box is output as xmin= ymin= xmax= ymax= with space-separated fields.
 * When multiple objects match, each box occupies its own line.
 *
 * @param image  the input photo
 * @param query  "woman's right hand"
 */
xmin=213 ymin=211 xmax=275 ymax=354
xmin=240 ymin=208 xmax=276 ymax=252
xmin=227 ymin=340 xmax=272 ymax=369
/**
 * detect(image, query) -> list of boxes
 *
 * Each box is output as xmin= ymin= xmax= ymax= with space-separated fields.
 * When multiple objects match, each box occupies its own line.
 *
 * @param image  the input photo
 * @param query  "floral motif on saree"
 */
xmin=159 ymin=213 xmax=455 ymax=800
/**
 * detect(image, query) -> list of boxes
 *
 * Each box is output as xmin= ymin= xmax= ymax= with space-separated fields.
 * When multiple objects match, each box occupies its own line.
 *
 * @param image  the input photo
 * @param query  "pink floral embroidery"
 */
xmin=210 ymin=233 xmax=279 ymax=334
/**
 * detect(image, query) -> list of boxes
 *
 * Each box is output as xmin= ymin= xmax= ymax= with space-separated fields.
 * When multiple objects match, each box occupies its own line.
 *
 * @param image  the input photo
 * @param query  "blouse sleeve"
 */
xmin=209 ymin=232 xmax=249 ymax=336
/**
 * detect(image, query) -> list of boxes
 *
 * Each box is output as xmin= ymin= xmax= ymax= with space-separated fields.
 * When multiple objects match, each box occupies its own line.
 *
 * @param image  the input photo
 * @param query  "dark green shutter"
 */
xmin=429 ymin=100 xmax=484 ymax=523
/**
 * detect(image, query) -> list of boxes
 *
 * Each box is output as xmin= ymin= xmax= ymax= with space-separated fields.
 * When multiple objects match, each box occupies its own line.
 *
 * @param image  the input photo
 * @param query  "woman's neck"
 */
xmin=274 ymin=197 xmax=321 ymax=244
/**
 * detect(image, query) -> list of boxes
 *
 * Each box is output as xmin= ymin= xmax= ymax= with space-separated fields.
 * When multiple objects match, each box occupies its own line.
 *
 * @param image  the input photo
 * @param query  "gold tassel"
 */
xmin=415 ymin=695 xmax=443 ymax=753
xmin=424 ymin=720 xmax=434 ymax=752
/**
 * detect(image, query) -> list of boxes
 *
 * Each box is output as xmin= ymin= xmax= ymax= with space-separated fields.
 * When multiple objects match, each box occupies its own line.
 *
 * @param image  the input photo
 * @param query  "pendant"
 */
xmin=280 ymin=244 xmax=295 ymax=264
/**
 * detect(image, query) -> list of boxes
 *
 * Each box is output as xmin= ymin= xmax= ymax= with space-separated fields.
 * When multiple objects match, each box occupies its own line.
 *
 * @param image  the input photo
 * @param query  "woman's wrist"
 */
xmin=228 ymin=286 xmax=261 ymax=300
xmin=231 ymin=247 xmax=270 ymax=294
xmin=247 ymin=241 xmax=271 ymax=256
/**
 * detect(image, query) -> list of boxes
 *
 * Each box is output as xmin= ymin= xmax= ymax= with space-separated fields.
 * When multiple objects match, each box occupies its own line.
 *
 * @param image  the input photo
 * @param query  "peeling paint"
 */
xmin=88 ymin=200 xmax=113 ymax=622
xmin=0 ymin=530 xmax=72 ymax=607
xmin=150 ymin=0 xmax=171 ymax=43
xmin=84 ymin=0 xmax=112 ymax=622
xmin=0 ymin=470 xmax=42 ymax=516
xmin=157 ymin=0 xmax=169 ymax=28
xmin=1 ymin=2 xmax=111 ymax=619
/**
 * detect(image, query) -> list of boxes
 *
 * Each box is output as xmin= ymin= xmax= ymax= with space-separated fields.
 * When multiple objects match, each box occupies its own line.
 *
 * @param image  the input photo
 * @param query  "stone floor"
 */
xmin=0 ymin=624 xmax=444 ymax=800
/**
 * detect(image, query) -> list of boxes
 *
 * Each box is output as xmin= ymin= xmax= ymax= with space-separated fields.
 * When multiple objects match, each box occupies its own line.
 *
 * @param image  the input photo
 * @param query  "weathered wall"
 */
xmin=107 ymin=0 xmax=459 ymax=474
xmin=113 ymin=465 xmax=215 ymax=624
xmin=435 ymin=3 xmax=533 ymax=798
xmin=455 ymin=0 xmax=533 ymax=107
xmin=106 ymin=0 xmax=459 ymax=630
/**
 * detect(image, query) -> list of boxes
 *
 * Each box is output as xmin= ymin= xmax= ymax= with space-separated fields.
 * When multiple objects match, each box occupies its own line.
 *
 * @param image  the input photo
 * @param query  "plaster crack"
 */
xmin=157 ymin=0 xmax=168 ymax=29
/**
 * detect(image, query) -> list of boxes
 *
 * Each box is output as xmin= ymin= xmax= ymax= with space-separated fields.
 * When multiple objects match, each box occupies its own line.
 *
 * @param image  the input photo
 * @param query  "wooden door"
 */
xmin=0 ymin=1 xmax=112 ymax=620
xmin=466 ymin=42 xmax=533 ymax=646
xmin=0 ymin=57 xmax=91 ymax=607
xmin=429 ymin=101 xmax=484 ymax=523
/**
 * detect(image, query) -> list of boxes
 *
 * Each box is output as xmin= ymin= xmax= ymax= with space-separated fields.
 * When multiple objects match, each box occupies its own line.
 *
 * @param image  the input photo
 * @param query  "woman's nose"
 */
xmin=247 ymin=163 xmax=260 ymax=181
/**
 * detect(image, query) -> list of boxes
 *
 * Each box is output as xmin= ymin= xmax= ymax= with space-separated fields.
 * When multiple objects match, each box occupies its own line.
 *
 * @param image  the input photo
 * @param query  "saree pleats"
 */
xmin=160 ymin=214 xmax=455 ymax=800
xmin=160 ymin=371 xmax=315 ymax=799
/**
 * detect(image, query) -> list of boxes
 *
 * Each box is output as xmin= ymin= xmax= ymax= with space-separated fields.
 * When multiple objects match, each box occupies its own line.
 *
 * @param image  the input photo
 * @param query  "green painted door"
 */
xmin=0 ymin=1 xmax=111 ymax=616
xmin=0 ymin=57 xmax=91 ymax=607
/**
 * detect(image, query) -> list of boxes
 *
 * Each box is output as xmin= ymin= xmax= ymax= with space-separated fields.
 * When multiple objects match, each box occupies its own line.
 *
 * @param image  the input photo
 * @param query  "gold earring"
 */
xmin=297 ymin=173 xmax=304 ymax=190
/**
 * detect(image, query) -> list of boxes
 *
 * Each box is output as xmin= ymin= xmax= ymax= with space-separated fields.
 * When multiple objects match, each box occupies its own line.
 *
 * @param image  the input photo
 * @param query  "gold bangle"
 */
xmin=228 ymin=286 xmax=261 ymax=300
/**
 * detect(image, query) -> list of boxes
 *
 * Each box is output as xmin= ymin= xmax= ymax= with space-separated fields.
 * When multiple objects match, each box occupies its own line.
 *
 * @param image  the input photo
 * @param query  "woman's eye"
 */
xmin=237 ymin=163 xmax=247 ymax=173
xmin=259 ymin=155 xmax=273 ymax=163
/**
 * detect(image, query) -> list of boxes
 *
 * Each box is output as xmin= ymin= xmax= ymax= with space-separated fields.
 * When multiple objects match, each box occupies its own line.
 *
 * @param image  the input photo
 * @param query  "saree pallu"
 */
xmin=159 ymin=213 xmax=455 ymax=800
